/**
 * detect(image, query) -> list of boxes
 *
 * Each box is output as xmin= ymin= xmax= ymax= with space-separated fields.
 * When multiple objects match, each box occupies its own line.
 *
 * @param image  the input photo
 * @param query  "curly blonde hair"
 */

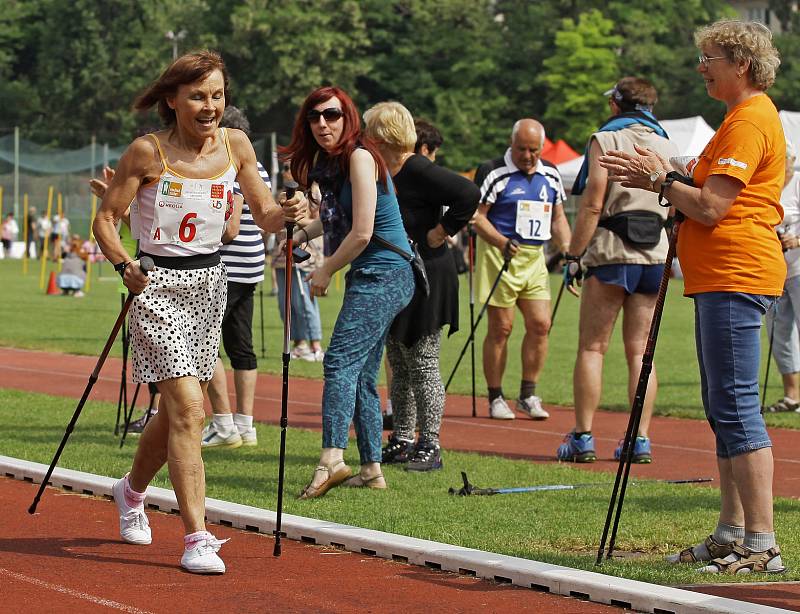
xmin=363 ymin=102 xmax=417 ymax=154
xmin=695 ymin=20 xmax=780 ymax=91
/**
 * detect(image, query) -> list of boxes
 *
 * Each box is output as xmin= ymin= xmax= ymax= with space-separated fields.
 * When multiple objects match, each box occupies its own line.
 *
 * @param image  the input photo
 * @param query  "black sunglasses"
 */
xmin=306 ymin=107 xmax=344 ymax=123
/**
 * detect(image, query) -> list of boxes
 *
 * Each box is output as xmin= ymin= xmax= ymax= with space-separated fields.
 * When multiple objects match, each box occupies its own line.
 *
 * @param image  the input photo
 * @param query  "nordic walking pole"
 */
xmin=761 ymin=304 xmax=777 ymax=412
xmin=596 ymin=214 xmax=682 ymax=565
xmin=548 ymin=279 xmax=566 ymax=336
xmin=259 ymin=281 xmax=265 ymax=358
xmin=114 ymin=295 xmax=129 ymax=436
xmin=29 ymin=257 xmax=155 ymax=514
xmin=468 ymin=225 xmax=476 ymax=417
xmin=274 ymin=180 xmax=298 ymax=557
xmin=446 ymin=240 xmax=517 ymax=391
xmin=119 ymin=382 xmax=142 ymax=449
xmin=449 ymin=471 xmax=712 ymax=496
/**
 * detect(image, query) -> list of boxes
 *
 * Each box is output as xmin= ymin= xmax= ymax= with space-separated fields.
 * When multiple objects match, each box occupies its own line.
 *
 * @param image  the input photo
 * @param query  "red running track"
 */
xmin=2 ymin=346 xmax=800 ymax=611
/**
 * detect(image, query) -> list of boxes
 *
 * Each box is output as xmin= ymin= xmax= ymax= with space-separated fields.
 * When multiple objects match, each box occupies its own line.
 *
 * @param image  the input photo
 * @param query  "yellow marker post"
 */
xmin=85 ymin=194 xmax=97 ymax=293
xmin=56 ymin=193 xmax=63 ymax=271
xmin=22 ymin=194 xmax=29 ymax=274
xmin=39 ymin=186 xmax=54 ymax=290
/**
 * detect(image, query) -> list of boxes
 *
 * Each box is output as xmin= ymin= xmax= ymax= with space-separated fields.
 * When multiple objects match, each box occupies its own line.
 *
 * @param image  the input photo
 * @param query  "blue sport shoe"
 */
xmin=614 ymin=436 xmax=652 ymax=464
xmin=556 ymin=431 xmax=596 ymax=463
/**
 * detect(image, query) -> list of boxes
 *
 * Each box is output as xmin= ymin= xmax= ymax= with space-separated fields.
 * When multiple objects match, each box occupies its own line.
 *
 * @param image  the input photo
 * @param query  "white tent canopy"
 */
xmin=557 ymin=115 xmax=715 ymax=189
xmin=780 ymin=110 xmax=800 ymax=168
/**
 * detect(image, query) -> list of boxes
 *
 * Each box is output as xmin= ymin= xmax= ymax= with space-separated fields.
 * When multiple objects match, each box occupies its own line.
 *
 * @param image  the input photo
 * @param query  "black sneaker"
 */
xmin=405 ymin=442 xmax=443 ymax=472
xmin=382 ymin=435 xmax=413 ymax=464
xmin=127 ymin=410 xmax=156 ymax=435
xmin=382 ymin=412 xmax=393 ymax=431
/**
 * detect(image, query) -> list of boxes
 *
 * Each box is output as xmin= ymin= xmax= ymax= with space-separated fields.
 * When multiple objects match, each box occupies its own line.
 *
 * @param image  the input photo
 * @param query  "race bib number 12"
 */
xmin=515 ymin=200 xmax=552 ymax=241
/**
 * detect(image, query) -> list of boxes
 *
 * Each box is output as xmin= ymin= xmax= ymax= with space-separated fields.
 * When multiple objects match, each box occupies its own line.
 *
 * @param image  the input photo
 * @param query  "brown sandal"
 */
xmin=298 ymin=461 xmax=352 ymax=500
xmin=343 ymin=473 xmax=387 ymax=489
xmin=677 ymin=535 xmax=740 ymax=563
xmin=703 ymin=544 xmax=786 ymax=574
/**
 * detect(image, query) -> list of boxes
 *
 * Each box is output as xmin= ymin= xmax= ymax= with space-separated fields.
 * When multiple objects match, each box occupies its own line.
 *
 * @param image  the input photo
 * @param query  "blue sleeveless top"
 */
xmin=338 ymin=176 xmax=410 ymax=271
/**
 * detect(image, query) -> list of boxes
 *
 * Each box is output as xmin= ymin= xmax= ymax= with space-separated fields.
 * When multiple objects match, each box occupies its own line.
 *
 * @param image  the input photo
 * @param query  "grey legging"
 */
xmin=386 ymin=329 xmax=445 ymax=446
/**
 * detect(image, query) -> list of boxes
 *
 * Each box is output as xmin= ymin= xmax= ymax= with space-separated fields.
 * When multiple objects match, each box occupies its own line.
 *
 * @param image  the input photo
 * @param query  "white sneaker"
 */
xmin=489 ymin=397 xmax=515 ymax=420
xmin=112 ymin=475 xmax=152 ymax=545
xmin=311 ymin=349 xmax=325 ymax=362
xmin=181 ymin=532 xmax=228 ymax=574
xmin=238 ymin=426 xmax=258 ymax=447
xmin=201 ymin=423 xmax=243 ymax=449
xmin=516 ymin=395 xmax=550 ymax=420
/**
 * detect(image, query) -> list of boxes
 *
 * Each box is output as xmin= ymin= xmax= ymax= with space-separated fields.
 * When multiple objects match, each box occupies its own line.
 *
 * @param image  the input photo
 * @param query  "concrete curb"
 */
xmin=1 ymin=455 xmax=783 ymax=614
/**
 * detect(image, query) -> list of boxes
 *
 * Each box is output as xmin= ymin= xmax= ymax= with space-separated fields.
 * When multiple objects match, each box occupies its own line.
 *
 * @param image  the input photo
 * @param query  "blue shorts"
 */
xmin=694 ymin=292 xmax=774 ymax=458
xmin=587 ymin=263 xmax=664 ymax=295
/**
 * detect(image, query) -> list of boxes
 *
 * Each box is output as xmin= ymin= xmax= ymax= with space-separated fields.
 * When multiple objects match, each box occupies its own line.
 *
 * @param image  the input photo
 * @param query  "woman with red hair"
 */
xmin=282 ymin=86 xmax=415 ymax=498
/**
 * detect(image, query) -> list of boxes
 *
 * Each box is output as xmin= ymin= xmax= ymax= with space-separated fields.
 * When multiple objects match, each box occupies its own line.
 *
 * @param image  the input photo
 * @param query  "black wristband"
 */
xmin=659 ymin=171 xmax=693 ymax=207
xmin=114 ymin=261 xmax=131 ymax=278
xmin=564 ymin=253 xmax=581 ymax=262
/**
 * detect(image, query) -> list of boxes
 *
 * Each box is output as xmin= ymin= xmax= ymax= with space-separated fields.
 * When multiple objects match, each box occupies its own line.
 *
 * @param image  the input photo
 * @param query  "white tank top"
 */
xmin=133 ymin=129 xmax=238 ymax=257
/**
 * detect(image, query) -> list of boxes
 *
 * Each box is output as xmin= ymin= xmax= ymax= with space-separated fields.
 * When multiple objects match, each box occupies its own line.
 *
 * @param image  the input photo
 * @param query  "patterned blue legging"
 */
xmin=322 ymin=264 xmax=414 ymax=463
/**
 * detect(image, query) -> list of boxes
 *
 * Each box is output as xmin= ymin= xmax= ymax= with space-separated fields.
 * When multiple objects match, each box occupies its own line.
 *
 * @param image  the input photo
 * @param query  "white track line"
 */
xmin=0 ymin=567 xmax=154 ymax=614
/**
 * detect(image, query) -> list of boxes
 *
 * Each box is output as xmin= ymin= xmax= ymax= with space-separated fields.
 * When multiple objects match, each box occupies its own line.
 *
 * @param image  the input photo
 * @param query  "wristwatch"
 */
xmin=648 ymin=170 xmax=663 ymax=191
xmin=114 ymin=261 xmax=131 ymax=278
xmin=658 ymin=171 xmax=682 ymax=206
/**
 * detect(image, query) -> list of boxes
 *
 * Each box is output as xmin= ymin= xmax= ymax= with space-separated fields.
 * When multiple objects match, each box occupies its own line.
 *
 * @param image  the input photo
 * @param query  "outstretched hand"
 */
xmin=598 ymin=144 xmax=672 ymax=191
xmin=89 ymin=166 xmax=115 ymax=199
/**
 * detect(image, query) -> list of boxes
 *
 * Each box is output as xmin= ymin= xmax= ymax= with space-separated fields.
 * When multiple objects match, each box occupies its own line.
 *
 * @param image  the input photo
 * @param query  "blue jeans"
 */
xmin=694 ymin=292 xmax=775 ymax=458
xmin=275 ymin=266 xmax=323 ymax=341
xmin=322 ymin=264 xmax=414 ymax=463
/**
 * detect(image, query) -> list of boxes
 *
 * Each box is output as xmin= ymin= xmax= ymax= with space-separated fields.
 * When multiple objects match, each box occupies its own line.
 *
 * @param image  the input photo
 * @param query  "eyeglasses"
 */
xmin=698 ymin=54 xmax=727 ymax=67
xmin=306 ymin=107 xmax=344 ymax=123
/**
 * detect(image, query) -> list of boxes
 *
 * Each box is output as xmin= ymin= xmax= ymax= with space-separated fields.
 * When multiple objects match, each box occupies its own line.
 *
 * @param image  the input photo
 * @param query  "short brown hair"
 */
xmin=695 ymin=20 xmax=780 ymax=91
xmin=134 ymin=50 xmax=229 ymax=125
xmin=607 ymin=77 xmax=658 ymax=113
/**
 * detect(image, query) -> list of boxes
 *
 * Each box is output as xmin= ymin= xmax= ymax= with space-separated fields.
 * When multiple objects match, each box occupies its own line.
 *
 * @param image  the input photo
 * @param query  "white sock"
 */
xmin=212 ymin=413 xmax=235 ymax=432
xmin=233 ymin=414 xmax=253 ymax=431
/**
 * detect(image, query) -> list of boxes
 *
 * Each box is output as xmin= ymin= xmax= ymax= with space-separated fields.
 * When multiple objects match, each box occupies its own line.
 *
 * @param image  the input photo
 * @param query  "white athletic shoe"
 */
xmin=516 ymin=395 xmax=550 ymax=420
xmin=489 ymin=397 xmax=515 ymax=420
xmin=201 ymin=422 xmax=243 ymax=449
xmin=181 ymin=532 xmax=228 ymax=574
xmin=112 ymin=475 xmax=151 ymax=545
xmin=238 ymin=426 xmax=258 ymax=447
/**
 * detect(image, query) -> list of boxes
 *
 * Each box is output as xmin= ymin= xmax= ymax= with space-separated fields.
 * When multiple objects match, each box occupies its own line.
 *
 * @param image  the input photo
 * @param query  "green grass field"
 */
xmin=3 ymin=387 xmax=799 ymax=586
xmin=2 ymin=258 xmax=799 ymax=427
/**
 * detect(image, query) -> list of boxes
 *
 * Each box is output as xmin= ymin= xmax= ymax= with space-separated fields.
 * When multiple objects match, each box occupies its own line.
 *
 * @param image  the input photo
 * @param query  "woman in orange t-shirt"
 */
xmin=599 ymin=20 xmax=786 ymax=575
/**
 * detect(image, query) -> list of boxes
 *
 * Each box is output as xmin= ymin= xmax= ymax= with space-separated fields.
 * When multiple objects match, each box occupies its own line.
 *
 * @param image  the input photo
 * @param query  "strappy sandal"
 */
xmin=297 ymin=461 xmax=352 ymax=500
xmin=343 ymin=473 xmax=387 ymax=490
xmin=765 ymin=397 xmax=800 ymax=413
xmin=675 ymin=534 xmax=740 ymax=563
xmin=702 ymin=544 xmax=787 ymax=574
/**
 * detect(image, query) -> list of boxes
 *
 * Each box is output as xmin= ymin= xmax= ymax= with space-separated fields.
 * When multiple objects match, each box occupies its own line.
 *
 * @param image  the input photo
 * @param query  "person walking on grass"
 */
xmin=473 ymin=119 xmax=571 ymax=420
xmin=364 ymin=104 xmax=478 ymax=473
xmin=764 ymin=141 xmax=800 ymax=414
xmin=281 ymin=86 xmax=414 ymax=499
xmin=202 ymin=106 xmax=271 ymax=450
xmin=557 ymin=77 xmax=678 ymax=464
xmin=601 ymin=20 xmax=786 ymax=574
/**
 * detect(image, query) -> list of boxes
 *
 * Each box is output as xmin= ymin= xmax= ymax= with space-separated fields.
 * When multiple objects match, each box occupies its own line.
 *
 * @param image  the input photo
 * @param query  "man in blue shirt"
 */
xmin=473 ymin=119 xmax=571 ymax=420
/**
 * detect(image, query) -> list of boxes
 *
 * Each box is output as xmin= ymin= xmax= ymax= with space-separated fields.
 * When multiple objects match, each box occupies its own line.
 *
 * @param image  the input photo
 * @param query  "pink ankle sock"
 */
xmin=184 ymin=531 xmax=209 ymax=550
xmin=123 ymin=475 xmax=146 ymax=509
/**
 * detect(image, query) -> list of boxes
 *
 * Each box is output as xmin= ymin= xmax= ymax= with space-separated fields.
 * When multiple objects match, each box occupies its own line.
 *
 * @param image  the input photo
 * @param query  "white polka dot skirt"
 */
xmin=130 ymin=263 xmax=227 ymax=383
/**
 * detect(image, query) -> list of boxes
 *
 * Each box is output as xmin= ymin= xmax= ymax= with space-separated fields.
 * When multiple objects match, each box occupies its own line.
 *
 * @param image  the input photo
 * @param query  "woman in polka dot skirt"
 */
xmin=92 ymin=51 xmax=306 ymax=574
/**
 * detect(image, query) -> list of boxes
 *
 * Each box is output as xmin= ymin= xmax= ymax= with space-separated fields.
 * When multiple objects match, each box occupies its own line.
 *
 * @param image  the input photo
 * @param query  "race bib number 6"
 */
xmin=151 ymin=178 xmax=227 ymax=248
xmin=515 ymin=200 xmax=552 ymax=241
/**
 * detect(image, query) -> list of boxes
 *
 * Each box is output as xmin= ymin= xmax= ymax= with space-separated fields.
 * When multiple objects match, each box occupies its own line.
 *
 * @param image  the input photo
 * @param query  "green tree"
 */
xmin=539 ymin=10 xmax=621 ymax=147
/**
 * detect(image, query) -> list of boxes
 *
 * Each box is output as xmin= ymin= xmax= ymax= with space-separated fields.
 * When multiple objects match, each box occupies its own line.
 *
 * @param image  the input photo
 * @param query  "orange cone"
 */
xmin=46 ymin=271 xmax=60 ymax=295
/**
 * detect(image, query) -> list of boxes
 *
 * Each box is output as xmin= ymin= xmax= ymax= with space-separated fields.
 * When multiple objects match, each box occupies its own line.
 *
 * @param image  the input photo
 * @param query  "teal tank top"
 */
xmin=339 ymin=176 xmax=410 ymax=271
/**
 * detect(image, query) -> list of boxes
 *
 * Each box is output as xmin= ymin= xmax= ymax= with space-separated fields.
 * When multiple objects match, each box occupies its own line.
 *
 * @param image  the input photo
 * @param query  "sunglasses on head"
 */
xmin=306 ymin=107 xmax=344 ymax=123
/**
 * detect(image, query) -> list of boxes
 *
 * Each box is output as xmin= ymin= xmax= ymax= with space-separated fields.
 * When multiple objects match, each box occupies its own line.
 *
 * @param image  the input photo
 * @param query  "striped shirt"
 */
xmin=223 ymin=162 xmax=270 ymax=283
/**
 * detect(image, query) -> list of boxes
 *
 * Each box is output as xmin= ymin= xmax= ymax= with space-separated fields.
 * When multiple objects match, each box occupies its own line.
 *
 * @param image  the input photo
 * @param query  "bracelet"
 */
xmin=564 ymin=253 xmax=581 ymax=262
xmin=300 ymin=227 xmax=309 ymax=245
xmin=114 ymin=261 xmax=131 ymax=278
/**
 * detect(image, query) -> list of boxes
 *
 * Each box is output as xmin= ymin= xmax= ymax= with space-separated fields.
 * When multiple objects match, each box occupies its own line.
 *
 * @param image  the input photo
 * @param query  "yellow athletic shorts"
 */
xmin=476 ymin=239 xmax=550 ymax=308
